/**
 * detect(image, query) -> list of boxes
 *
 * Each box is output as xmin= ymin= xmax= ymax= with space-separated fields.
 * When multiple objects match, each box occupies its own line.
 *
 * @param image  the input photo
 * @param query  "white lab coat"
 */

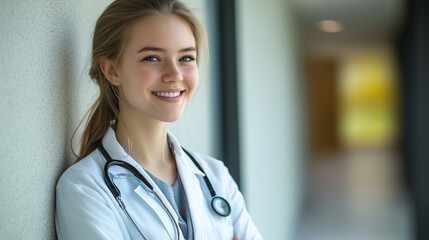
xmin=56 ymin=128 xmax=263 ymax=239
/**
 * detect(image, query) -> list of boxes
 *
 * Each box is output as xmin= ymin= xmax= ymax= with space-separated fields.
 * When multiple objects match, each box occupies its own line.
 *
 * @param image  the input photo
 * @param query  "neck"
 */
xmin=115 ymin=111 xmax=171 ymax=168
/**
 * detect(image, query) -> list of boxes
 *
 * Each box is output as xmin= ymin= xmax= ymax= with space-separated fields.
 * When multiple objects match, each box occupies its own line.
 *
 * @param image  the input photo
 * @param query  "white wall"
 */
xmin=0 ymin=0 xmax=215 ymax=238
xmin=236 ymin=0 xmax=304 ymax=239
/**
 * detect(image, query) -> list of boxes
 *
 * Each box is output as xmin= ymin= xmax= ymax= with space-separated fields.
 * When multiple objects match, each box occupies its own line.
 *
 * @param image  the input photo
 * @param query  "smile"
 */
xmin=152 ymin=92 xmax=181 ymax=97
xmin=151 ymin=90 xmax=185 ymax=103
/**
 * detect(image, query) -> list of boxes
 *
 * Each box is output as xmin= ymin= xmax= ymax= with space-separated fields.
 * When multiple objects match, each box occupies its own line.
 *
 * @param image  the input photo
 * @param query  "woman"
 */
xmin=55 ymin=0 xmax=262 ymax=239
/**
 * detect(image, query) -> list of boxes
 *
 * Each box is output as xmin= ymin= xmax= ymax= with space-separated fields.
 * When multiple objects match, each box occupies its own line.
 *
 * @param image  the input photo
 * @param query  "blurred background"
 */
xmin=292 ymin=0 xmax=428 ymax=239
xmin=213 ymin=0 xmax=428 ymax=239
xmin=293 ymin=0 xmax=408 ymax=239
xmin=1 ymin=0 xmax=428 ymax=239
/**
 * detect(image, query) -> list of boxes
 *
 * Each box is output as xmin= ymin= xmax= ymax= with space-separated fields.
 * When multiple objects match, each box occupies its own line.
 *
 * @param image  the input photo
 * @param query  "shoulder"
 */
xmin=193 ymin=151 xmax=225 ymax=169
xmin=183 ymin=149 xmax=232 ymax=183
xmin=168 ymin=131 xmax=227 ymax=173
xmin=57 ymin=150 xmax=105 ymax=192
xmin=185 ymin=149 xmax=226 ymax=169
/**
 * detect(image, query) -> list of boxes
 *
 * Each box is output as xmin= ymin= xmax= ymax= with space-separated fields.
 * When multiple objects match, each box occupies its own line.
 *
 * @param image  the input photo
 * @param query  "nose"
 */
xmin=162 ymin=60 xmax=183 ymax=82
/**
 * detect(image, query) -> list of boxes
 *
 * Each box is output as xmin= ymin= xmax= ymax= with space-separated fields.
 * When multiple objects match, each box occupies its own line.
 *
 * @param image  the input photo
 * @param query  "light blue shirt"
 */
xmin=145 ymin=170 xmax=194 ymax=239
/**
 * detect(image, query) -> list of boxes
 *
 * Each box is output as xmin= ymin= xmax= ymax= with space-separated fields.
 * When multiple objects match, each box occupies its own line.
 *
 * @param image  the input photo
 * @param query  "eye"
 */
xmin=180 ymin=55 xmax=195 ymax=62
xmin=142 ymin=56 xmax=160 ymax=62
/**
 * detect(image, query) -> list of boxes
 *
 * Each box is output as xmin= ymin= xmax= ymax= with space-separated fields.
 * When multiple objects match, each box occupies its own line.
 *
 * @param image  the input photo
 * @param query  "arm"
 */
xmin=55 ymin=180 xmax=126 ymax=240
xmin=224 ymin=167 xmax=263 ymax=240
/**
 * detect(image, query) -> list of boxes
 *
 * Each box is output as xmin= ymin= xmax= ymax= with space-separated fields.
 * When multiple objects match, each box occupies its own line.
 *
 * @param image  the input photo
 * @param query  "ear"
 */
xmin=100 ymin=58 xmax=121 ymax=86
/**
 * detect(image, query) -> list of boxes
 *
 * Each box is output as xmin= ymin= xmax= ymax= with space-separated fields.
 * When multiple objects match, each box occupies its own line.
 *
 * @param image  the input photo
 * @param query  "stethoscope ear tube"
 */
xmin=182 ymin=148 xmax=216 ymax=197
xmin=98 ymin=143 xmax=154 ymax=200
xmin=98 ymin=143 xmax=121 ymax=200
xmin=182 ymin=147 xmax=231 ymax=217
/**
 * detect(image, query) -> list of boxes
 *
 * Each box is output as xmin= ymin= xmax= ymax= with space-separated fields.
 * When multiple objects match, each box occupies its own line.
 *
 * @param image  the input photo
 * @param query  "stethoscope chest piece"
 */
xmin=211 ymin=195 xmax=231 ymax=217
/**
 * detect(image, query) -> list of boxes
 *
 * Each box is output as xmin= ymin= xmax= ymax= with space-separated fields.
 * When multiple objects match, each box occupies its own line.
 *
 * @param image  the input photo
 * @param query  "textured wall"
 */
xmin=0 ymin=1 xmax=112 ymax=239
xmin=0 ymin=0 xmax=215 ymax=239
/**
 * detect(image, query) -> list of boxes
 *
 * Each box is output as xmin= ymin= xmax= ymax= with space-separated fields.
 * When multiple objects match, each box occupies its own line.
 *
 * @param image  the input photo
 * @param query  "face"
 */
xmin=113 ymin=15 xmax=198 ymax=123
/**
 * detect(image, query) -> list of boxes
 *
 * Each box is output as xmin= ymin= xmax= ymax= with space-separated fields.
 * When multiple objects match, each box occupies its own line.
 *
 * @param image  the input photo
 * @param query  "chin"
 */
xmin=158 ymin=113 xmax=183 ymax=123
xmin=163 ymin=118 xmax=180 ymax=123
xmin=152 ymin=107 xmax=187 ymax=123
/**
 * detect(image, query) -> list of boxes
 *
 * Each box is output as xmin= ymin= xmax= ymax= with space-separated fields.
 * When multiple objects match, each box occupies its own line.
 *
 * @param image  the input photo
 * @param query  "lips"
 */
xmin=151 ymin=89 xmax=185 ymax=102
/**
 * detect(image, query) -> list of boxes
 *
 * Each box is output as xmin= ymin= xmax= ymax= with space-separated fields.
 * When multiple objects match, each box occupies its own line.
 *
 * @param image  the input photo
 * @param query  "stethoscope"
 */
xmin=97 ymin=142 xmax=231 ymax=240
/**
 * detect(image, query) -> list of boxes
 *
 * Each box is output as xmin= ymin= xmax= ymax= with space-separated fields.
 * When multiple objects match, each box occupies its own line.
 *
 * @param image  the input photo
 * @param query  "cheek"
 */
xmin=121 ymin=68 xmax=158 ymax=95
xmin=135 ymin=68 xmax=158 ymax=85
xmin=120 ymin=68 xmax=157 ymax=102
xmin=184 ymin=67 xmax=199 ymax=91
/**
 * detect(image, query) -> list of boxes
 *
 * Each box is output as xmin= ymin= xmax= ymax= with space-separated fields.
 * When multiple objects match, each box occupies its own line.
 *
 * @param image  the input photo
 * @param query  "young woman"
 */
xmin=55 ymin=0 xmax=262 ymax=239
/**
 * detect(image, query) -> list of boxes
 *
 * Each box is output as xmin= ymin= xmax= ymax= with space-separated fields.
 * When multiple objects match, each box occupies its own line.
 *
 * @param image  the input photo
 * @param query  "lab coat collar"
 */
xmin=101 ymin=127 xmax=209 ymax=239
xmin=101 ymin=127 xmax=204 ymax=177
xmin=172 ymin=140 xmax=210 ymax=239
xmin=101 ymin=127 xmax=129 ymax=160
xmin=167 ymin=132 xmax=205 ymax=177
xmin=101 ymin=127 xmax=180 ymax=239
xmin=168 ymin=133 xmax=209 ymax=239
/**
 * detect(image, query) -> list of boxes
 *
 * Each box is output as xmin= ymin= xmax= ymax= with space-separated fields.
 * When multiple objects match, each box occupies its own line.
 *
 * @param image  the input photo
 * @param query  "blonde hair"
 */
xmin=73 ymin=0 xmax=208 ymax=161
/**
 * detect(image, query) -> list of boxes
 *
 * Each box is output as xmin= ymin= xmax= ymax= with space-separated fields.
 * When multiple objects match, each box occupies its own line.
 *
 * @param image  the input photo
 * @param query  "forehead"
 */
xmin=125 ymin=15 xmax=196 ymax=52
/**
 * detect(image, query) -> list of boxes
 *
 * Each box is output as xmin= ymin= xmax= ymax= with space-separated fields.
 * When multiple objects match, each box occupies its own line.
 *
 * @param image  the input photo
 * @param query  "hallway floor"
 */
xmin=294 ymin=150 xmax=413 ymax=240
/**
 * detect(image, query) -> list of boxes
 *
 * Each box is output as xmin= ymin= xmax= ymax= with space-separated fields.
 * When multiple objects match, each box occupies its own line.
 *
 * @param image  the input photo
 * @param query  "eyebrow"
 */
xmin=137 ymin=46 xmax=196 ymax=53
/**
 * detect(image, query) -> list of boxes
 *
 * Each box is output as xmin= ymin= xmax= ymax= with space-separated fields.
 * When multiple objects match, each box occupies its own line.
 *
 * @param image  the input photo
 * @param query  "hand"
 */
xmin=234 ymin=236 xmax=241 ymax=240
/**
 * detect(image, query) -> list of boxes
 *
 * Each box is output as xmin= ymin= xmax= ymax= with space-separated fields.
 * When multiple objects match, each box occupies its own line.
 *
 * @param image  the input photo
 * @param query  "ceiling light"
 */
xmin=318 ymin=20 xmax=344 ymax=33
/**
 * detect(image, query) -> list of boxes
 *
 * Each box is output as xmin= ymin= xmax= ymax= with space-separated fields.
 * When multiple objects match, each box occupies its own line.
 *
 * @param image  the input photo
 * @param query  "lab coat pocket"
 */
xmin=206 ymin=225 xmax=234 ymax=240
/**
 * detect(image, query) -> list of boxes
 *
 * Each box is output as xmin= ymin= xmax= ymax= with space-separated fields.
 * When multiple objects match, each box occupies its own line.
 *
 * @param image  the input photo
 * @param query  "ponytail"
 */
xmin=73 ymin=71 xmax=119 ymax=161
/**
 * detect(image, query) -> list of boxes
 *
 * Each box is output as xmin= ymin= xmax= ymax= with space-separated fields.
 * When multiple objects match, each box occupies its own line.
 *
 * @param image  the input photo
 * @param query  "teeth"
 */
xmin=153 ymin=92 xmax=181 ymax=97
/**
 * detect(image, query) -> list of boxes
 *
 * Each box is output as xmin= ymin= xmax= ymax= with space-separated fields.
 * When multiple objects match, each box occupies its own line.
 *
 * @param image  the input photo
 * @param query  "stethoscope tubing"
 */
xmin=181 ymin=148 xmax=232 ymax=217
xmin=98 ymin=143 xmax=178 ymax=239
xmin=97 ymin=142 xmax=231 ymax=239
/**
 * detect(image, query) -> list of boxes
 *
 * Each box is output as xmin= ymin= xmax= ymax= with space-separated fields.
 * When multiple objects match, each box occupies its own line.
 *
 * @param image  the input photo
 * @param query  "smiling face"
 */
xmin=113 ymin=15 xmax=198 ymax=123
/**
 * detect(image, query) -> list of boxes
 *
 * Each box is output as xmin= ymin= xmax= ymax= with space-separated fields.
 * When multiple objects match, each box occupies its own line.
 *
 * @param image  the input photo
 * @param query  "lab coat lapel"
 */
xmin=134 ymin=184 xmax=178 ymax=239
xmin=175 ymin=152 xmax=210 ymax=239
xmin=108 ymin=163 xmax=180 ymax=239
xmin=133 ymin=166 xmax=183 ymax=240
xmin=102 ymin=128 xmax=181 ymax=239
